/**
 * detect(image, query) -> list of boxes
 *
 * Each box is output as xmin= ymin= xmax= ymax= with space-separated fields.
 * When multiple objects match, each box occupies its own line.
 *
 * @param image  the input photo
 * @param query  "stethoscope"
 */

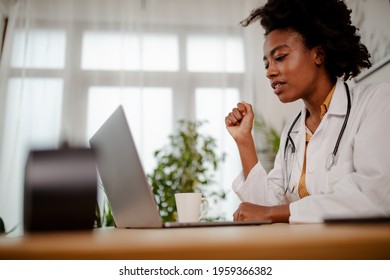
xmin=283 ymin=82 xmax=351 ymax=193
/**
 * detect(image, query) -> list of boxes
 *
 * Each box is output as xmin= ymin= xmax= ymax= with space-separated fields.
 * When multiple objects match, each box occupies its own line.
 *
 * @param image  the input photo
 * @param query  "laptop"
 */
xmin=89 ymin=105 xmax=270 ymax=228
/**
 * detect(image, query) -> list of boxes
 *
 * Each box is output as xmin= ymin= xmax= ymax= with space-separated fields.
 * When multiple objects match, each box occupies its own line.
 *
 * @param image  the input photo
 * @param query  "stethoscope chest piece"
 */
xmin=326 ymin=153 xmax=335 ymax=171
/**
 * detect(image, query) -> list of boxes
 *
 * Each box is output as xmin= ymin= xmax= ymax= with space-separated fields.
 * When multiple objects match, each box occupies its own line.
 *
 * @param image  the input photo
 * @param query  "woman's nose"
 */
xmin=266 ymin=63 xmax=279 ymax=79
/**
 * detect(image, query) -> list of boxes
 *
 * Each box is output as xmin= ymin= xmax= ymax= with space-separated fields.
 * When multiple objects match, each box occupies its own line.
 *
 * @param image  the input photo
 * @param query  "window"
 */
xmin=6 ymin=77 xmax=63 ymax=148
xmin=2 ymin=78 xmax=63 ymax=204
xmin=87 ymin=86 xmax=172 ymax=173
xmin=82 ymin=32 xmax=179 ymax=71
xmin=11 ymin=29 xmax=66 ymax=69
xmin=7 ymin=24 xmax=245 ymax=220
xmin=187 ymin=35 xmax=245 ymax=73
xmin=195 ymin=87 xmax=241 ymax=217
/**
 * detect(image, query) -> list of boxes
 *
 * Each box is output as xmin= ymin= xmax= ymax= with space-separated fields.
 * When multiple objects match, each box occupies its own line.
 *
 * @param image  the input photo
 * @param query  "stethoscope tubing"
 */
xmin=331 ymin=83 xmax=351 ymax=157
xmin=283 ymin=82 xmax=351 ymax=190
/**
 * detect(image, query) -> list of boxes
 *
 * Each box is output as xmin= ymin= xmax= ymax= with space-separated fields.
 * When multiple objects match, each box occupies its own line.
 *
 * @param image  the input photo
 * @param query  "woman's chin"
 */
xmin=277 ymin=94 xmax=294 ymax=104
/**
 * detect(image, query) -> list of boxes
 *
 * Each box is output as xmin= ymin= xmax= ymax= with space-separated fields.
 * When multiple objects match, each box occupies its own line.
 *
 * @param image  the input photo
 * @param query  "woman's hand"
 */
xmin=233 ymin=202 xmax=290 ymax=223
xmin=225 ymin=101 xmax=255 ymax=143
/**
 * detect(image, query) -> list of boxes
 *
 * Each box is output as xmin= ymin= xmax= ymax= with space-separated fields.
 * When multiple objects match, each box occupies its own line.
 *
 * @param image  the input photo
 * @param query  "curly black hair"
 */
xmin=241 ymin=0 xmax=371 ymax=80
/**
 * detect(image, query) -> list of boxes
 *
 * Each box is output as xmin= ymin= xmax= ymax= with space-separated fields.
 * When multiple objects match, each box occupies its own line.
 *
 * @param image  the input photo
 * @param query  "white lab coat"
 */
xmin=232 ymin=78 xmax=390 ymax=223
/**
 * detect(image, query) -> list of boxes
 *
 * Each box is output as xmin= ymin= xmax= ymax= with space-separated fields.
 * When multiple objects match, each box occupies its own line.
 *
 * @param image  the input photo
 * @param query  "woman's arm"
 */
xmin=225 ymin=101 xmax=259 ymax=178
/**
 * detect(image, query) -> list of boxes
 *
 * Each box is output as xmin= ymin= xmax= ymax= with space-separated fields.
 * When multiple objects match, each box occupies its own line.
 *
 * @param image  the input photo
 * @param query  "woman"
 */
xmin=226 ymin=0 xmax=390 ymax=223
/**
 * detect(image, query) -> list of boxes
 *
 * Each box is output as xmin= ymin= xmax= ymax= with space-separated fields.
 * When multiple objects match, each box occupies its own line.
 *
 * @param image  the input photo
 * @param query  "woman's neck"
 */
xmin=303 ymin=77 xmax=336 ymax=133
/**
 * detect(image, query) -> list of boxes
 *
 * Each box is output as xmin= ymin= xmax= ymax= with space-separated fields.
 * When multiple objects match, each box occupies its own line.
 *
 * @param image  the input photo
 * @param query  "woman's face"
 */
xmin=263 ymin=29 xmax=321 ymax=103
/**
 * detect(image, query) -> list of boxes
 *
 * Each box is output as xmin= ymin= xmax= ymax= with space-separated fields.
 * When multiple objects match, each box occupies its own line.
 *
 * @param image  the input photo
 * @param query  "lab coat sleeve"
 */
xmin=232 ymin=127 xmax=289 ymax=206
xmin=232 ymin=162 xmax=270 ymax=204
xmin=290 ymin=83 xmax=390 ymax=223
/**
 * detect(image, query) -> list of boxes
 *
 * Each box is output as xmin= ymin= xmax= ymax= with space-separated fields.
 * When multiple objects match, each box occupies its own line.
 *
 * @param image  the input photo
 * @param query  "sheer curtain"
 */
xmin=0 ymin=0 xmax=263 ymax=232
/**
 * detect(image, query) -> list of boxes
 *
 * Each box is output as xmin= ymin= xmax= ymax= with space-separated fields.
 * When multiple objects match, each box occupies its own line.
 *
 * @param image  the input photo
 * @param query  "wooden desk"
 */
xmin=0 ymin=223 xmax=389 ymax=259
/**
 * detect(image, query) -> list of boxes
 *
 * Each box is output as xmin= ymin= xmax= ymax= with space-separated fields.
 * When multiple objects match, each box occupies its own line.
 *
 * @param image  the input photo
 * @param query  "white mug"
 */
xmin=174 ymin=192 xmax=208 ymax=223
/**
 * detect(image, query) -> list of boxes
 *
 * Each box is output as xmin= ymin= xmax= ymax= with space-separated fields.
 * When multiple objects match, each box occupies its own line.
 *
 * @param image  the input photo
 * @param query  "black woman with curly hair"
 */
xmin=225 ymin=0 xmax=390 ymax=223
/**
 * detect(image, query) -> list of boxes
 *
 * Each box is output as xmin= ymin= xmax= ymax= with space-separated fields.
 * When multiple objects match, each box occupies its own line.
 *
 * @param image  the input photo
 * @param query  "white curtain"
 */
xmin=0 ymin=0 xmax=263 ymax=233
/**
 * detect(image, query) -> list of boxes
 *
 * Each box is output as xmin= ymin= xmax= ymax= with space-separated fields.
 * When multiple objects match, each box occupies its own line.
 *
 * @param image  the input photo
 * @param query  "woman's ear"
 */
xmin=313 ymin=46 xmax=326 ymax=66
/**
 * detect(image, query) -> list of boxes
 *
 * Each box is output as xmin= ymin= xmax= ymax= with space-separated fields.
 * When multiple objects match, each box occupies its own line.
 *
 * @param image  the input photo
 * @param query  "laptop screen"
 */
xmin=89 ymin=105 xmax=163 ymax=228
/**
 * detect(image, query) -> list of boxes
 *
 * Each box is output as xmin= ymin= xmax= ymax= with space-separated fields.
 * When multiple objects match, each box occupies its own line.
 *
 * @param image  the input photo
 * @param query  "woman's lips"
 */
xmin=271 ymin=81 xmax=286 ymax=95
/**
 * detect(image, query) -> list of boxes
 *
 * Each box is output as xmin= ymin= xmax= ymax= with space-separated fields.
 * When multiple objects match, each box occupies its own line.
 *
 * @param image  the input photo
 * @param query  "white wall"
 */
xmin=362 ymin=63 xmax=390 ymax=84
xmin=355 ymin=61 xmax=390 ymax=85
xmin=347 ymin=0 xmax=390 ymax=85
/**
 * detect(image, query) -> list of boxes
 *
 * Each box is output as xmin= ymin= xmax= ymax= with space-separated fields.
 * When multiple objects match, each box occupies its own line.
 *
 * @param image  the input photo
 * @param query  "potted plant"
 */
xmin=148 ymin=120 xmax=225 ymax=222
xmin=95 ymin=199 xmax=115 ymax=228
xmin=253 ymin=114 xmax=281 ymax=172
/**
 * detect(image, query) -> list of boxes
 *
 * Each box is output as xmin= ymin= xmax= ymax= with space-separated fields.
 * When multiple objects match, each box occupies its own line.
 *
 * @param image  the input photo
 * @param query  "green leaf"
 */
xmin=95 ymin=198 xmax=116 ymax=228
xmin=95 ymin=202 xmax=102 ymax=228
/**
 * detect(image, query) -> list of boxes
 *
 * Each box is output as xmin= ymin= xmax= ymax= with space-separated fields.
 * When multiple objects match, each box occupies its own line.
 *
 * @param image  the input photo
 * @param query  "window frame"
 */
xmin=7 ymin=20 xmax=246 ymax=144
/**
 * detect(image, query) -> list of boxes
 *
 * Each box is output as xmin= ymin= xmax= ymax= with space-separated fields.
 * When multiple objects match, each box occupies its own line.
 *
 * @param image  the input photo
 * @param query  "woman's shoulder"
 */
xmin=350 ymin=82 xmax=390 ymax=117
xmin=351 ymin=81 xmax=390 ymax=104
xmin=352 ymin=81 xmax=390 ymax=96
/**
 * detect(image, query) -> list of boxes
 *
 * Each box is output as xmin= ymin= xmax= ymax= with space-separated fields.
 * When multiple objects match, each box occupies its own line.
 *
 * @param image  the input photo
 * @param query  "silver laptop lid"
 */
xmin=89 ymin=106 xmax=163 ymax=228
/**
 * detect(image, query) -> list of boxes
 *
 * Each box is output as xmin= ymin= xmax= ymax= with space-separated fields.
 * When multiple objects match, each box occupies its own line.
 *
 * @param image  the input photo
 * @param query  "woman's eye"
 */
xmin=275 ymin=54 xmax=288 ymax=62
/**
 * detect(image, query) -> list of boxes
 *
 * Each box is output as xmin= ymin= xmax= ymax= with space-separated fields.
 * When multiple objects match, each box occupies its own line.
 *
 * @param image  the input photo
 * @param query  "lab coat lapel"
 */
xmin=327 ymin=79 xmax=348 ymax=117
xmin=310 ymin=79 xmax=347 ymax=137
